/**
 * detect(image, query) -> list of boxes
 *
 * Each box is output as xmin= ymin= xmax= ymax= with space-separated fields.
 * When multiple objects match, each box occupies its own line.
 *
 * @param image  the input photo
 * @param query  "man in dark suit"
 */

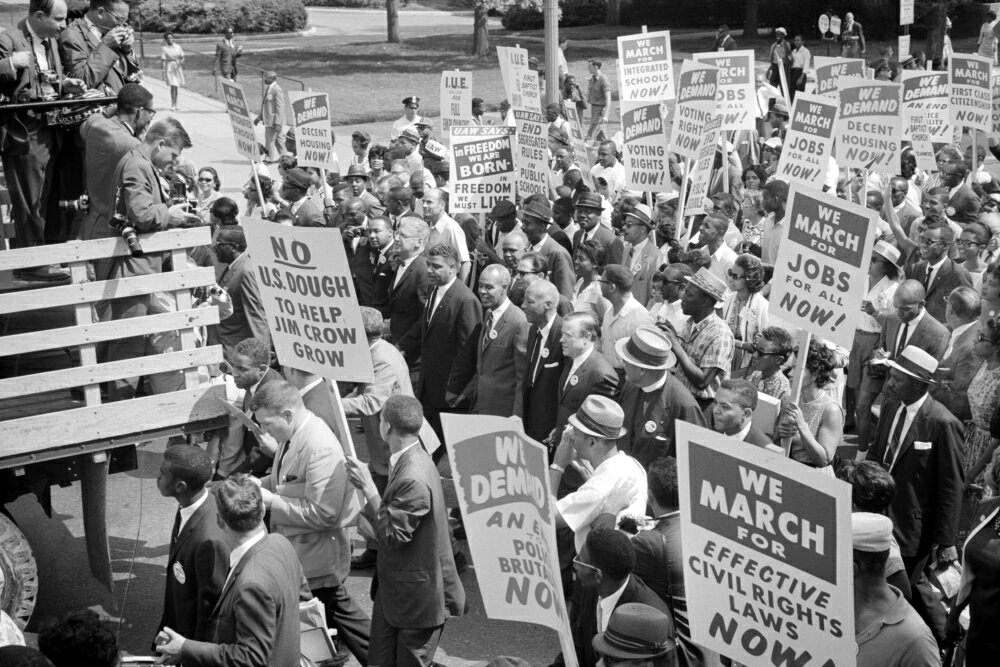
xmin=452 ymin=264 xmax=528 ymax=416
xmin=554 ymin=529 xmax=671 ymax=667
xmin=571 ymin=192 xmax=625 ymax=266
xmin=931 ymin=287 xmax=982 ymax=422
xmin=913 ymin=221 xmax=973 ymax=324
xmin=345 ymin=395 xmax=466 ymax=666
xmin=156 ymin=475 xmax=309 ymax=666
xmin=521 ymin=281 xmax=567 ymax=442
xmin=938 ymin=156 xmax=981 ymax=226
xmin=418 ymin=243 xmax=482 ymax=449
xmin=617 ymin=326 xmax=705 ymax=468
xmin=707 ymin=379 xmax=779 ymax=451
xmin=212 ymin=228 xmax=270 ymax=361
xmin=520 ymin=199 xmax=576 ymax=299
xmin=553 ymin=310 xmax=618 ymax=444
xmin=391 ymin=216 xmax=431 ymax=361
xmin=868 ymin=346 xmax=965 ymax=583
xmin=858 ymin=279 xmax=950 ymax=453
xmin=349 ymin=216 xmax=395 ymax=314
xmin=890 ymin=176 xmax=922 ymax=235
xmin=155 ymin=445 xmax=229 ymax=644
xmin=218 ymin=337 xmax=282 ymax=478
xmin=281 ymin=167 xmax=326 ymax=227
xmin=58 ymin=0 xmax=141 ymax=93
xmin=213 ymin=27 xmax=242 ymax=81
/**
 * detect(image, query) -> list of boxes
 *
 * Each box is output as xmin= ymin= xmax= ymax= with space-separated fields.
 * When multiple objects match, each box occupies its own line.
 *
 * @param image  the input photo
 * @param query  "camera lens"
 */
xmin=121 ymin=227 xmax=144 ymax=257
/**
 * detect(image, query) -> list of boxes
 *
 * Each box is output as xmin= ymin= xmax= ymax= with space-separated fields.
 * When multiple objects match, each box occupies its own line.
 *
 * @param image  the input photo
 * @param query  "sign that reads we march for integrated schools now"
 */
xmin=618 ymin=30 xmax=675 ymax=102
xmin=835 ymin=77 xmax=902 ymax=173
xmin=769 ymin=185 xmax=877 ymax=350
xmin=289 ymin=92 xmax=334 ymax=170
xmin=442 ymin=415 xmax=577 ymax=667
xmin=692 ymin=50 xmax=756 ymax=130
xmin=449 ymin=126 xmax=516 ymax=214
xmin=677 ymin=421 xmax=855 ymax=667
xmin=949 ymin=53 xmax=993 ymax=134
xmin=775 ymin=93 xmax=838 ymax=190
xmin=244 ymin=220 xmax=374 ymax=383
xmin=812 ymin=57 xmax=865 ymax=97
xmin=220 ymin=80 xmax=257 ymax=161
xmin=903 ymin=71 xmax=952 ymax=142
xmin=669 ymin=61 xmax=719 ymax=162
xmin=621 ymin=103 xmax=672 ymax=193
xmin=513 ymin=110 xmax=549 ymax=198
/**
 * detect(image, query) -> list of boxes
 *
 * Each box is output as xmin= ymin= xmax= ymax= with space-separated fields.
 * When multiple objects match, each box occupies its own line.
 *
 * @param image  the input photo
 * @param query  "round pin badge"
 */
xmin=489 ymin=329 xmax=498 ymax=340
xmin=172 ymin=562 xmax=186 ymax=584
xmin=946 ymin=206 xmax=956 ymax=217
xmin=541 ymin=347 xmax=549 ymax=358
xmin=644 ymin=420 xmax=657 ymax=433
xmin=570 ymin=375 xmax=579 ymax=386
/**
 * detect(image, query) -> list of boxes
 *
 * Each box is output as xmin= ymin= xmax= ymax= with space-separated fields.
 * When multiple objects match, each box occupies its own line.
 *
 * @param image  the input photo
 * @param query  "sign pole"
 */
xmin=675 ymin=160 xmax=691 ymax=246
xmin=250 ymin=159 xmax=268 ymax=211
xmin=780 ymin=329 xmax=812 ymax=456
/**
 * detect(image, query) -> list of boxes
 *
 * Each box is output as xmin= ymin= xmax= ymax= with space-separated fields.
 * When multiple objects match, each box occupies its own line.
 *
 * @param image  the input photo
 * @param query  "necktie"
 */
xmin=883 ymin=406 xmax=907 ymax=469
xmin=895 ymin=322 xmax=909 ymax=358
xmin=426 ymin=288 xmax=438 ymax=324
xmin=924 ymin=266 xmax=933 ymax=291
xmin=170 ymin=509 xmax=181 ymax=545
xmin=529 ymin=329 xmax=544 ymax=379
xmin=483 ymin=312 xmax=495 ymax=350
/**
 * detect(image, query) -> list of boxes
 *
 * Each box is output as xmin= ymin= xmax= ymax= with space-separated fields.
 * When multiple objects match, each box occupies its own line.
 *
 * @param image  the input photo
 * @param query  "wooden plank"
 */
xmin=0 ymin=346 xmax=222 ymax=399
xmin=0 ymin=308 xmax=220 ymax=358
xmin=0 ymin=268 xmax=215 ymax=315
xmin=70 ymin=262 xmax=102 ymax=408
xmin=0 ymin=385 xmax=228 ymax=460
xmin=172 ymin=248 xmax=203 ymax=389
xmin=0 ymin=227 xmax=212 ymax=272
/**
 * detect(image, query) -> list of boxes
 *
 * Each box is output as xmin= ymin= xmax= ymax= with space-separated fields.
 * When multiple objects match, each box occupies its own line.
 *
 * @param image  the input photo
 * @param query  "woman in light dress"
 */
xmin=161 ymin=32 xmax=185 ymax=111
xmin=777 ymin=340 xmax=845 ymax=475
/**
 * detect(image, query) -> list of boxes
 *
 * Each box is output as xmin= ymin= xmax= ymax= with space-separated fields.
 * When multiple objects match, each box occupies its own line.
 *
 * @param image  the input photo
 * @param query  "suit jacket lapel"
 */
xmin=211 ymin=537 xmax=267 ymax=617
xmin=892 ymin=402 xmax=929 ymax=471
xmin=928 ymin=260 xmax=950 ymax=296
xmin=170 ymin=499 xmax=208 ymax=559
xmin=429 ymin=287 xmax=452 ymax=327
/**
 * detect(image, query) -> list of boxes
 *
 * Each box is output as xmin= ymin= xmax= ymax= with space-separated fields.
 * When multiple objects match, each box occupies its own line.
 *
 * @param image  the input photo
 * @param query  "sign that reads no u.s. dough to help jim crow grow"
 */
xmin=289 ymin=92 xmax=334 ymax=170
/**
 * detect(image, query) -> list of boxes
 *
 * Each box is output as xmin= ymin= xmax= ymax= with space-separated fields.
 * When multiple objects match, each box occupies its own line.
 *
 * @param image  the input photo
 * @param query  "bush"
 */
xmin=501 ymin=0 xmax=606 ymax=31
xmin=303 ymin=0 xmax=384 ymax=6
xmin=135 ymin=0 xmax=308 ymax=34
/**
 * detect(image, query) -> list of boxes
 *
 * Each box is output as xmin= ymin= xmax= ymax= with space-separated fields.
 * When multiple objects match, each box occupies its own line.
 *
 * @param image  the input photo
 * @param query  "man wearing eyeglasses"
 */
xmin=212 ymin=228 xmax=270 ymax=361
xmin=58 ymin=0 xmax=141 ymax=94
xmin=913 ymin=222 xmax=972 ymax=324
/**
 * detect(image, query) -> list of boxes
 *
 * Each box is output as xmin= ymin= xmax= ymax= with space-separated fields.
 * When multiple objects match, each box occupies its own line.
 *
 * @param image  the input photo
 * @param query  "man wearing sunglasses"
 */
xmin=59 ymin=0 xmax=141 ymax=94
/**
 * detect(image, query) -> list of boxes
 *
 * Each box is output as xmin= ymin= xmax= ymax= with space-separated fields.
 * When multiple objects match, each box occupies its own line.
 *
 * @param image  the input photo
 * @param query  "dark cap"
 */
xmin=402 ymin=96 xmax=420 ymax=106
xmin=491 ymin=200 xmax=517 ymax=218
xmin=521 ymin=199 xmax=552 ymax=222
xmin=283 ymin=167 xmax=312 ymax=190
xmin=575 ymin=192 xmax=603 ymax=210
xmin=117 ymin=83 xmax=153 ymax=108
xmin=345 ymin=164 xmax=370 ymax=180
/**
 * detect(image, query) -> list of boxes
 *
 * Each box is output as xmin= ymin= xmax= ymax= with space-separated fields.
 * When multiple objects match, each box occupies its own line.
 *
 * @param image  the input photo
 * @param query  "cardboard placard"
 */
xmin=692 ymin=50 xmax=757 ymax=131
xmin=902 ymin=70 xmax=952 ymax=142
xmin=834 ymin=77 xmax=902 ymax=173
xmin=684 ymin=114 xmax=722 ymax=217
xmin=949 ymin=53 xmax=993 ymax=134
xmin=513 ymin=110 xmax=550 ymax=198
xmin=449 ymin=126 xmax=517 ymax=213
xmin=220 ymin=79 xmax=258 ymax=161
xmin=617 ymin=30 xmax=675 ymax=102
xmin=909 ymin=112 xmax=938 ymax=174
xmin=440 ymin=70 xmax=473 ymax=139
xmin=289 ymin=92 xmax=334 ymax=170
xmin=562 ymin=107 xmax=595 ymax=190
xmin=669 ymin=60 xmax=720 ymax=162
xmin=775 ymin=93 xmax=839 ymax=190
xmin=812 ymin=57 xmax=865 ymax=98
xmin=898 ymin=34 xmax=911 ymax=61
xmin=498 ymin=46 xmax=530 ymax=111
xmin=900 ymin=0 xmax=914 ymax=26
xmin=621 ymin=102 xmax=673 ymax=193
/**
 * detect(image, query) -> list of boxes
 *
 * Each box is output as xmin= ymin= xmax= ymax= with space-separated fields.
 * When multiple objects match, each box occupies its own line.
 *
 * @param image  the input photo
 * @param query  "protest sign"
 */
xmin=513 ymin=110 xmax=550 ymax=198
xmin=829 ymin=16 xmax=842 ymax=35
xmin=898 ymin=34 xmax=911 ymax=60
xmin=993 ymin=70 xmax=1000 ymax=136
xmin=834 ymin=77 xmax=902 ymax=173
xmin=692 ymin=50 xmax=756 ymax=130
xmin=676 ymin=420 xmax=855 ymax=667
xmin=288 ymin=92 xmax=334 ymax=170
xmin=684 ymin=114 xmax=722 ymax=216
xmin=620 ymin=103 xmax=672 ymax=193
xmin=909 ymin=112 xmax=938 ymax=174
xmin=517 ymin=70 xmax=542 ymax=113
xmin=775 ymin=93 xmax=838 ymax=190
xmin=669 ymin=60 xmax=719 ymax=162
xmin=812 ymin=57 xmax=865 ymax=97
xmin=900 ymin=0 xmax=914 ymax=25
xmin=243 ymin=219 xmax=374 ymax=383
xmin=440 ymin=70 xmax=473 ymax=139
xmin=562 ymin=107 xmax=595 ymax=190
xmin=498 ymin=45 xmax=530 ymax=110
xmin=220 ymin=80 xmax=258 ymax=161
xmin=449 ymin=126 xmax=516 ymax=213
xmin=902 ymin=70 xmax=951 ymax=142
xmin=442 ymin=414 xmax=577 ymax=667
xmin=768 ymin=184 xmax=877 ymax=350
xmin=617 ymin=30 xmax=675 ymax=103
xmin=949 ymin=53 xmax=993 ymax=134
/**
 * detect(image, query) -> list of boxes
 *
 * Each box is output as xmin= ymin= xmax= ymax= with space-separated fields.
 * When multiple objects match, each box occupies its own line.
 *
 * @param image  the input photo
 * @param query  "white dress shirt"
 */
xmin=564 ymin=346 xmax=594 ymax=390
xmin=885 ymin=393 xmax=930 ymax=471
xmin=428 ymin=277 xmax=457 ymax=321
xmin=178 ymin=489 xmax=209 ymax=534
xmin=597 ymin=577 xmax=630 ymax=632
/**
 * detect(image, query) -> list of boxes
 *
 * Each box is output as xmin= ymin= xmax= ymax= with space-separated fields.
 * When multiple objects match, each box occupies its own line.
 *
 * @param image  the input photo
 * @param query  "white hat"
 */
xmin=884 ymin=346 xmax=939 ymax=384
xmin=775 ymin=27 xmax=787 ymax=35
xmin=852 ymin=513 xmax=893 ymax=552
xmin=872 ymin=240 xmax=901 ymax=267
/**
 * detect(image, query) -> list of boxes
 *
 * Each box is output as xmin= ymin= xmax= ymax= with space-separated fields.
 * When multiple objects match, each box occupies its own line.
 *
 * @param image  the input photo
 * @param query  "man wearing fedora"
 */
xmin=622 ymin=203 xmax=663 ymax=307
xmin=391 ymin=96 xmax=422 ymax=142
xmin=572 ymin=192 xmax=625 ymax=266
xmin=661 ymin=268 xmax=735 ymax=411
xmin=281 ymin=167 xmax=326 ymax=227
xmin=591 ymin=603 xmax=678 ymax=667
xmin=868 ymin=346 xmax=965 ymax=586
xmin=600 ymin=265 xmax=655 ymax=381
xmin=345 ymin=164 xmax=382 ymax=213
xmin=616 ymin=327 xmax=704 ymax=468
xmin=520 ymin=198 xmax=576 ymax=299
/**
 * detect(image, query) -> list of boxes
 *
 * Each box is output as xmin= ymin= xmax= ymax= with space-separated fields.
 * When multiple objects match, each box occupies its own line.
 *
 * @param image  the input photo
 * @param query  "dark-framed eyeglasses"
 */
xmin=753 ymin=346 xmax=784 ymax=358
xmin=957 ymin=239 xmax=982 ymax=248
xmin=515 ymin=269 xmax=541 ymax=277
xmin=727 ymin=270 xmax=746 ymax=280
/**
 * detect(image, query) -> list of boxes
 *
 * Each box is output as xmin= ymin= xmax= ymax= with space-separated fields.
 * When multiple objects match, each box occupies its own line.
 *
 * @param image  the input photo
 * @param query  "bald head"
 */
xmin=526 ymin=279 xmax=559 ymax=312
xmin=896 ymin=279 xmax=926 ymax=303
xmin=481 ymin=263 xmax=511 ymax=288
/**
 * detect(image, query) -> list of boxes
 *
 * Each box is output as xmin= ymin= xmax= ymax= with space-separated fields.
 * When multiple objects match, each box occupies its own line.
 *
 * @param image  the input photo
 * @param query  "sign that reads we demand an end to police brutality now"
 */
xmin=289 ymin=92 xmax=334 ymax=170
xmin=677 ymin=421 xmax=855 ymax=667
xmin=244 ymin=219 xmax=374 ymax=383
xmin=617 ymin=30 xmax=675 ymax=103
xmin=449 ymin=126 xmax=516 ymax=214
xmin=775 ymin=93 xmax=838 ymax=190
xmin=769 ymin=185 xmax=878 ymax=350
xmin=220 ymin=80 xmax=258 ymax=161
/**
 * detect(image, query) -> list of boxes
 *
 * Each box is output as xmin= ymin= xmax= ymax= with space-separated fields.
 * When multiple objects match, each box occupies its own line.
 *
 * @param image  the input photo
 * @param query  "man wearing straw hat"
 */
xmin=621 ymin=203 xmax=661 ymax=307
xmin=661 ymin=268 xmax=735 ymax=411
xmin=868 ymin=346 xmax=965 ymax=585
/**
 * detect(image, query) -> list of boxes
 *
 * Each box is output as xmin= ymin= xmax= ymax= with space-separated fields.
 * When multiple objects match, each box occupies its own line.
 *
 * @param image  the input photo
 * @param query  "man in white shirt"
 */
xmin=599 ymin=265 xmax=655 ymax=378
xmin=698 ymin=214 xmax=738 ymax=287
xmin=590 ymin=141 xmax=626 ymax=203
xmin=761 ymin=179 xmax=789 ymax=265
xmin=422 ymin=188 xmax=471 ymax=281
xmin=789 ymin=34 xmax=811 ymax=97
xmin=391 ymin=96 xmax=422 ymax=141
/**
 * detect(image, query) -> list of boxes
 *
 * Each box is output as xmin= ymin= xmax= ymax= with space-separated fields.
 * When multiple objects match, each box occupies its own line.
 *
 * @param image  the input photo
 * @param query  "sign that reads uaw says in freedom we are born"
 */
xmin=289 ymin=92 xmax=334 ymax=169
xmin=243 ymin=220 xmax=374 ymax=383
xmin=449 ymin=126 xmax=516 ymax=214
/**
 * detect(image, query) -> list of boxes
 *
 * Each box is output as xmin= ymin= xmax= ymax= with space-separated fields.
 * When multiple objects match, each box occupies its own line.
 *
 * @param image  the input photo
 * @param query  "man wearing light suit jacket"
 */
xmin=391 ymin=217 xmax=432 ymax=364
xmin=521 ymin=282 xmax=567 ymax=443
xmin=931 ymin=287 xmax=982 ymax=422
xmin=621 ymin=204 xmax=663 ymax=307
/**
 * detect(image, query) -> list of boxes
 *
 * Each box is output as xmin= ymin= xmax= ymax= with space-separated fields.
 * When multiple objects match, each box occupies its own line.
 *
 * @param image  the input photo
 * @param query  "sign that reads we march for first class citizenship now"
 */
xmin=621 ymin=103 xmax=672 ymax=193
xmin=677 ymin=421 xmax=855 ymax=667
xmin=692 ymin=50 xmax=756 ymax=130
xmin=769 ymin=185 xmax=877 ymax=350
xmin=834 ymin=77 xmax=902 ymax=173
xmin=442 ymin=415 xmax=577 ymax=667
xmin=617 ymin=30 xmax=675 ymax=102
xmin=289 ymin=92 xmax=334 ymax=169
xmin=513 ymin=110 xmax=549 ymax=198
xmin=775 ymin=93 xmax=838 ymax=190
xmin=669 ymin=61 xmax=719 ymax=162
xmin=949 ymin=53 xmax=993 ymax=134
xmin=243 ymin=220 xmax=374 ymax=383
xmin=812 ymin=57 xmax=865 ymax=97
xmin=449 ymin=126 xmax=516 ymax=214
xmin=220 ymin=80 xmax=257 ymax=161
xmin=903 ymin=71 xmax=952 ymax=142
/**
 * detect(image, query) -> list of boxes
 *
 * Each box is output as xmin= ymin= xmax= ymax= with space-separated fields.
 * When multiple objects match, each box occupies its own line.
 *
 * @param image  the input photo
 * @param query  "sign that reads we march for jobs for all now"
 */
xmin=949 ymin=53 xmax=993 ymax=134
xmin=289 ymin=92 xmax=334 ymax=170
xmin=692 ymin=50 xmax=756 ymax=130
xmin=617 ymin=30 xmax=675 ymax=102
xmin=449 ymin=126 xmax=516 ymax=214
xmin=220 ymin=80 xmax=257 ymax=161
xmin=768 ymin=185 xmax=877 ymax=350
xmin=677 ymin=421 xmax=855 ymax=667
xmin=775 ymin=93 xmax=838 ymax=190
xmin=243 ymin=219 xmax=374 ymax=383
xmin=442 ymin=415 xmax=577 ymax=667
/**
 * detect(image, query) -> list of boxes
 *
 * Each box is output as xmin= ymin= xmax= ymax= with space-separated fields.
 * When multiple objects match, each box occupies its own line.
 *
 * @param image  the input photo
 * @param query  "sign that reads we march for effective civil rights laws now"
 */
xmin=692 ymin=50 xmax=756 ymax=130
xmin=450 ymin=126 xmax=516 ymax=214
xmin=220 ymin=80 xmax=257 ymax=161
xmin=775 ymin=93 xmax=838 ymax=190
xmin=949 ymin=53 xmax=993 ymax=134
xmin=617 ymin=30 xmax=675 ymax=102
xmin=768 ymin=185 xmax=877 ymax=350
xmin=442 ymin=415 xmax=577 ymax=667
xmin=669 ymin=61 xmax=719 ymax=162
xmin=244 ymin=220 xmax=374 ymax=383
xmin=834 ymin=77 xmax=902 ymax=173
xmin=289 ymin=92 xmax=334 ymax=169
xmin=621 ymin=103 xmax=672 ymax=192
xmin=677 ymin=421 xmax=855 ymax=667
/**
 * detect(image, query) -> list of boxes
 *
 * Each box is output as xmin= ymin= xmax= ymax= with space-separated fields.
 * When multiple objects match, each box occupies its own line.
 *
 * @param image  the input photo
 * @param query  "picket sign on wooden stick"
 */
xmin=675 ymin=160 xmax=692 ymax=246
xmin=250 ymin=159 xmax=268 ymax=211
xmin=780 ymin=329 xmax=812 ymax=457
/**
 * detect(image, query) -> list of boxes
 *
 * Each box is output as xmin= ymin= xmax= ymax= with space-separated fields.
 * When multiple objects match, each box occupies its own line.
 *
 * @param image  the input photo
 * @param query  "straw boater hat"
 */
xmin=345 ymin=164 xmax=370 ymax=181
xmin=625 ymin=203 xmax=654 ymax=229
xmin=852 ymin=513 xmax=893 ymax=552
xmin=884 ymin=346 xmax=939 ymax=384
xmin=616 ymin=326 xmax=676 ymax=370
xmin=872 ymin=240 xmax=901 ymax=267
xmin=685 ymin=268 xmax=728 ymax=302
xmin=567 ymin=395 xmax=628 ymax=439
xmin=592 ymin=603 xmax=677 ymax=660
xmin=655 ymin=191 xmax=679 ymax=205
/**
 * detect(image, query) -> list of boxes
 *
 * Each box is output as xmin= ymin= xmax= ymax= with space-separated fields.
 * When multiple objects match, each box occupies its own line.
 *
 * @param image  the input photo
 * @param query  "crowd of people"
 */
xmin=5 ymin=1 xmax=1000 ymax=667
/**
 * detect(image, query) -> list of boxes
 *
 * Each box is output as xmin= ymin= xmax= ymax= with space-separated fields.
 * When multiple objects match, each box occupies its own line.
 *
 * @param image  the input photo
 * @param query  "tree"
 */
xmin=606 ymin=0 xmax=621 ymax=26
xmin=743 ymin=0 xmax=758 ymax=39
xmin=386 ymin=0 xmax=400 ymax=43
xmin=471 ymin=0 xmax=544 ymax=57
